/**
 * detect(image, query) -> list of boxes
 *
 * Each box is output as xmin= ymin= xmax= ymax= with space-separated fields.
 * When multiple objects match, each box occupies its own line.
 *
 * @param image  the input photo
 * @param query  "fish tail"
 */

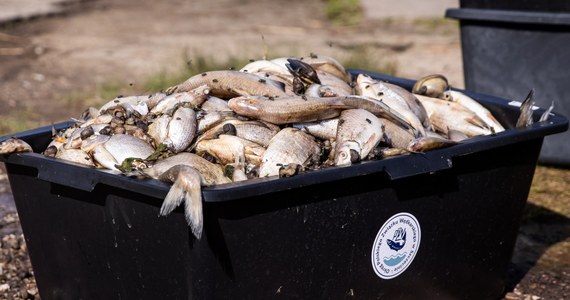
xmin=159 ymin=177 xmax=186 ymax=216
xmin=516 ymin=89 xmax=535 ymax=128
xmin=184 ymin=182 xmax=203 ymax=239
xmin=158 ymin=165 xmax=204 ymax=239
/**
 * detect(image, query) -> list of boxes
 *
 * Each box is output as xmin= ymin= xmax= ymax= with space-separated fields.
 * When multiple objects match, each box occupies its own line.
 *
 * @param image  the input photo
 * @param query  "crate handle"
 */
xmin=33 ymin=155 xmax=100 ymax=192
xmin=382 ymin=153 xmax=454 ymax=180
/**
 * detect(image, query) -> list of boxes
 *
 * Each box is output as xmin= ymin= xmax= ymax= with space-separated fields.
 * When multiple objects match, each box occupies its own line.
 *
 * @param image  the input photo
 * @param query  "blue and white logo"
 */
xmin=371 ymin=212 xmax=421 ymax=279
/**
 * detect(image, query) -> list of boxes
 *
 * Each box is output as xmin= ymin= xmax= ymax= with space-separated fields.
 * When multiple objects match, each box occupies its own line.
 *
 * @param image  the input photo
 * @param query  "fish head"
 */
xmin=334 ymin=141 xmax=361 ymax=166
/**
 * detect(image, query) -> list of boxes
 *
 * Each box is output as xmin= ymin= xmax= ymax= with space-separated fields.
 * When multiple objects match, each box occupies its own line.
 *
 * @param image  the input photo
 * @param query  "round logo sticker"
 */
xmin=371 ymin=212 xmax=421 ymax=279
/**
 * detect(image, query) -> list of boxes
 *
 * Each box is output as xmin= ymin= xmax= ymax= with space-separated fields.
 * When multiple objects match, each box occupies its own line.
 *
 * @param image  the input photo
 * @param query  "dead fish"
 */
xmin=444 ymin=90 xmax=505 ymax=133
xmin=381 ymin=118 xmax=415 ymax=150
xmin=144 ymin=92 xmax=169 ymax=110
xmin=0 ymin=138 xmax=33 ymax=154
xmin=415 ymin=94 xmax=493 ymax=137
xmin=259 ymin=128 xmax=321 ymax=177
xmin=377 ymin=147 xmax=410 ymax=158
xmin=293 ymin=118 xmax=339 ymax=141
xmin=80 ymin=134 xmax=111 ymax=153
xmin=156 ymin=165 xmax=204 ymax=238
xmin=196 ymin=111 xmax=226 ymax=134
xmin=144 ymin=152 xmax=231 ymax=185
xmin=55 ymin=148 xmax=95 ymax=166
xmin=336 ymin=96 xmax=417 ymax=136
xmin=150 ymin=85 xmax=209 ymax=115
xmin=228 ymin=95 xmax=349 ymax=124
xmin=99 ymin=95 xmax=150 ymax=117
xmin=196 ymin=134 xmax=265 ymax=166
xmin=299 ymin=54 xmax=351 ymax=83
xmin=148 ymin=114 xmax=172 ymax=147
xmin=165 ymin=70 xmax=287 ymax=99
xmin=355 ymin=74 xmax=429 ymax=132
xmin=92 ymin=134 xmax=155 ymax=172
xmin=335 ymin=109 xmax=384 ymax=166
xmin=407 ymin=136 xmax=457 ymax=152
xmin=305 ymin=83 xmax=337 ymax=98
xmin=240 ymin=59 xmax=291 ymax=78
xmin=316 ymin=71 xmax=353 ymax=96
xmin=196 ymin=118 xmax=278 ymax=147
xmin=80 ymin=114 xmax=113 ymax=128
xmin=144 ymin=152 xmax=232 ymax=239
xmin=200 ymin=96 xmax=232 ymax=113
xmin=165 ymin=106 xmax=197 ymax=153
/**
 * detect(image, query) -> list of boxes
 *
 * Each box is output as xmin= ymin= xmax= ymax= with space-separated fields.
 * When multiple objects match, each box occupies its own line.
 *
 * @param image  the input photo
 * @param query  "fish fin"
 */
xmin=516 ymin=89 xmax=535 ymax=128
xmin=465 ymin=115 xmax=489 ymax=129
xmin=539 ymin=101 xmax=554 ymax=122
xmin=159 ymin=171 xmax=186 ymax=216
xmin=184 ymin=179 xmax=203 ymax=239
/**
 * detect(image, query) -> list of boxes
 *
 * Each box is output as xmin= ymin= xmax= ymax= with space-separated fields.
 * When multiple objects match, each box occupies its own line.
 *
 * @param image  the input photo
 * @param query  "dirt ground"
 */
xmin=0 ymin=0 xmax=568 ymax=299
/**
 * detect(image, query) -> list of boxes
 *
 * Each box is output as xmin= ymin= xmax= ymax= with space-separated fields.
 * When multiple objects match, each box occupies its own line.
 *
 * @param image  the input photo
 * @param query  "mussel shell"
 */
xmin=412 ymin=74 xmax=449 ymax=98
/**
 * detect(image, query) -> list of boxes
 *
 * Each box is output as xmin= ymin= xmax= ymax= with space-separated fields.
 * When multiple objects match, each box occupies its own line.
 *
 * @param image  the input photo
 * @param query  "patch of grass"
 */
xmin=340 ymin=46 xmax=398 ymax=76
xmin=143 ymin=52 xmax=253 ymax=93
xmin=413 ymin=17 xmax=458 ymax=34
xmin=325 ymin=0 xmax=363 ymax=26
xmin=0 ymin=110 xmax=43 ymax=136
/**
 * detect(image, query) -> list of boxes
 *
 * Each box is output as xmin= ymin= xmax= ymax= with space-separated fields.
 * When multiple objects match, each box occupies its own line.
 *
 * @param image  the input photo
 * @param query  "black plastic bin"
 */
xmin=446 ymin=3 xmax=570 ymax=167
xmin=0 ymin=72 xmax=568 ymax=300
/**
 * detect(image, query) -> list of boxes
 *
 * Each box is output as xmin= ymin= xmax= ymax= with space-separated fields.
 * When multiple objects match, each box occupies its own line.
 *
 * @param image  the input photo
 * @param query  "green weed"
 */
xmin=325 ymin=0 xmax=363 ymax=26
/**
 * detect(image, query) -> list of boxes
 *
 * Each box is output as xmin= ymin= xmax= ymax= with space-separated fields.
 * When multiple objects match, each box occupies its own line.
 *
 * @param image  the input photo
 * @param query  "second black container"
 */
xmin=446 ymin=5 xmax=570 ymax=166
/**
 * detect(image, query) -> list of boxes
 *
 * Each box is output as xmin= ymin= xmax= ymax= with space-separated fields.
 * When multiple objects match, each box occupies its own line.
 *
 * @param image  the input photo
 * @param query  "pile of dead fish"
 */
xmin=1 ymin=54 xmax=535 ymax=239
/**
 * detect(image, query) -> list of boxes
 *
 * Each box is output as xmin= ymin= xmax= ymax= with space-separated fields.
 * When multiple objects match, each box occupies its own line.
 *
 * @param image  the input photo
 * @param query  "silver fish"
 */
xmin=165 ymin=106 xmax=197 ymax=153
xmin=0 ymin=138 xmax=33 ymax=154
xmin=293 ymin=118 xmax=339 ymax=141
xmin=196 ymin=134 xmax=265 ymax=166
xmin=196 ymin=111 xmax=226 ymax=134
xmin=55 ymin=148 xmax=95 ymax=166
xmin=444 ymin=90 xmax=505 ymax=133
xmin=415 ymin=94 xmax=493 ymax=137
xmin=92 ymin=134 xmax=155 ymax=172
xmin=228 ymin=95 xmax=348 ymax=124
xmin=316 ymin=71 xmax=353 ymax=96
xmin=335 ymin=109 xmax=384 ymax=166
xmin=355 ymin=74 xmax=429 ymax=133
xmin=381 ymin=118 xmax=415 ymax=150
xmin=200 ymin=96 xmax=232 ymax=113
xmin=165 ymin=70 xmax=287 ymax=99
xmin=407 ymin=136 xmax=457 ymax=152
xmin=259 ymin=128 xmax=321 ymax=177
xmin=299 ymin=54 xmax=351 ymax=83
xmin=150 ymin=85 xmax=209 ymax=115
xmin=99 ymin=95 xmax=150 ymax=117
xmin=147 ymin=114 xmax=172 ymax=147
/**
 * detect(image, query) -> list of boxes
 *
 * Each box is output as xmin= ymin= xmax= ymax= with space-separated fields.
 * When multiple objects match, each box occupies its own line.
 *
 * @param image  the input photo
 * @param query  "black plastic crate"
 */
xmin=0 ymin=72 xmax=567 ymax=300
xmin=446 ymin=6 xmax=570 ymax=166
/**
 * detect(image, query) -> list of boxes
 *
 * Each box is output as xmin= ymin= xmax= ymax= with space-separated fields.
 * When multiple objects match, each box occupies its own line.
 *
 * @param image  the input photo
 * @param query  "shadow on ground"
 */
xmin=505 ymin=202 xmax=570 ymax=298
